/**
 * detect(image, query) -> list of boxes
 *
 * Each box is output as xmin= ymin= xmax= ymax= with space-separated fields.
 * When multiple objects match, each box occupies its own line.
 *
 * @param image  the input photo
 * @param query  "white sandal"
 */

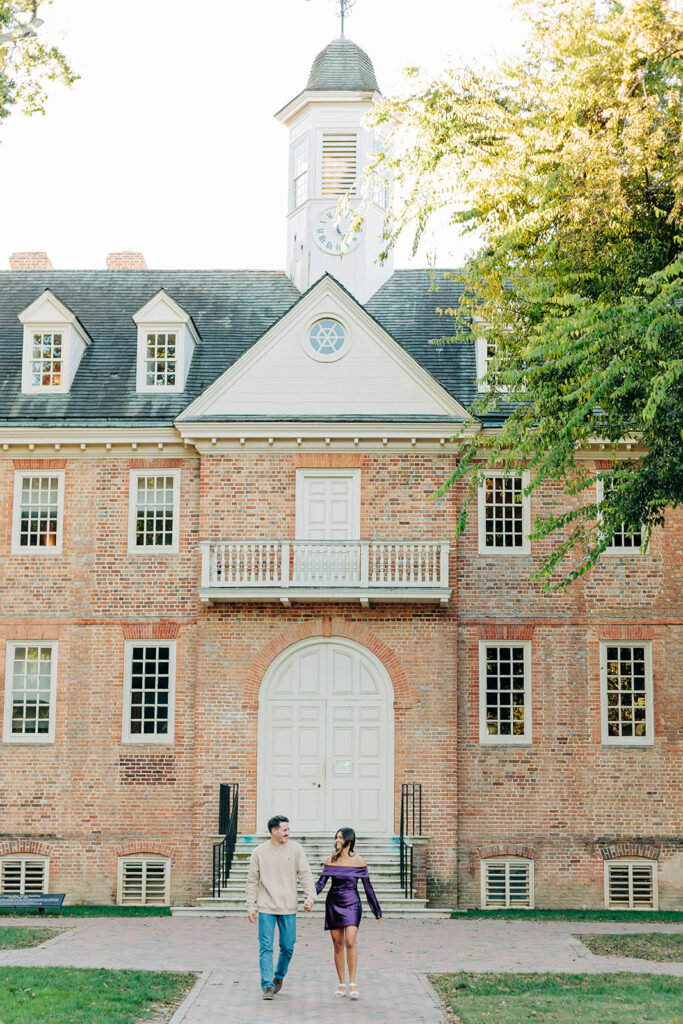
xmin=349 ymin=983 xmax=359 ymax=1000
xmin=335 ymin=983 xmax=346 ymax=997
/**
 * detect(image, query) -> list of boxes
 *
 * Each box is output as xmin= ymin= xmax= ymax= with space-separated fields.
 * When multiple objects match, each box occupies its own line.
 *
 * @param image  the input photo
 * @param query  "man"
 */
xmin=246 ymin=814 xmax=316 ymax=1000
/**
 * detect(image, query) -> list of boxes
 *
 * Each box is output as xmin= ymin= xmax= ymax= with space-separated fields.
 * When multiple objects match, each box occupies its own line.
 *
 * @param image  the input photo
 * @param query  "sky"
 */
xmin=0 ymin=0 xmax=525 ymax=271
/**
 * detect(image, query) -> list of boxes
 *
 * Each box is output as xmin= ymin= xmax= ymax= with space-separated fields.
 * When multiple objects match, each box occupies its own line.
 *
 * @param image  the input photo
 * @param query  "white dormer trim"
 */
xmin=19 ymin=290 xmax=91 ymax=395
xmin=133 ymin=290 xmax=200 ymax=394
xmin=178 ymin=275 xmax=471 ymax=422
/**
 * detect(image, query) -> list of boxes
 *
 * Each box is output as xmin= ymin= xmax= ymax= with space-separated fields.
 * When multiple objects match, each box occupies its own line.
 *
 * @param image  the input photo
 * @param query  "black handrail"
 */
xmin=212 ymin=783 xmax=239 ymax=898
xmin=399 ymin=782 xmax=422 ymax=899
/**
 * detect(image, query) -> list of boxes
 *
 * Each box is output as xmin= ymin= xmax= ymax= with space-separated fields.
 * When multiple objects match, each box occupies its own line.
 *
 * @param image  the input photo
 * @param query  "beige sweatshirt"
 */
xmin=245 ymin=839 xmax=316 ymax=915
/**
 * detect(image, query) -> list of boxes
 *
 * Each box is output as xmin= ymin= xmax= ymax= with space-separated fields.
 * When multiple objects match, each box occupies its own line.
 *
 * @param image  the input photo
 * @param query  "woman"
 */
xmin=315 ymin=826 xmax=382 ymax=1000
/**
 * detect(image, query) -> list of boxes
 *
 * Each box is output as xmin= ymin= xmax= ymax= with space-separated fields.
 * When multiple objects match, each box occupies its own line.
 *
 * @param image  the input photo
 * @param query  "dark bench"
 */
xmin=0 ymin=893 xmax=65 ymax=915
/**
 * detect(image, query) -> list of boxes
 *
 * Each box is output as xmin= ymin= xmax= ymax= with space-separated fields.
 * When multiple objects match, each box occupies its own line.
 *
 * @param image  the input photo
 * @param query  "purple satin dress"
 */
xmin=315 ymin=864 xmax=382 ymax=931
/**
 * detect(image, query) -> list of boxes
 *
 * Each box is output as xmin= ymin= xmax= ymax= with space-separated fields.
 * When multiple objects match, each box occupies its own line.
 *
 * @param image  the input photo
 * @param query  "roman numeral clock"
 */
xmin=315 ymin=208 xmax=362 ymax=254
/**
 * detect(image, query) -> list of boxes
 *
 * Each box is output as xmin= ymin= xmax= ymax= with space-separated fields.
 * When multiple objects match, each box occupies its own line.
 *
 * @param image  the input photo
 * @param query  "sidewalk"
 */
xmin=1 ymin=916 xmax=682 ymax=1024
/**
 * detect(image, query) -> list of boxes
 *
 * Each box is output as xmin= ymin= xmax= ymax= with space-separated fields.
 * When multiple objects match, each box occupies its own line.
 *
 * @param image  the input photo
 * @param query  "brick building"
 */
xmin=0 ymin=37 xmax=681 ymax=913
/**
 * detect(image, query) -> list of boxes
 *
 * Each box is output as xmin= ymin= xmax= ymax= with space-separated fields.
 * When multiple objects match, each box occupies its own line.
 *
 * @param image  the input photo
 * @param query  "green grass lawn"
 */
xmin=455 ymin=909 xmax=683 ymax=923
xmin=0 ymin=905 xmax=171 ymax=918
xmin=0 ymin=927 xmax=64 ymax=950
xmin=576 ymin=932 xmax=683 ymax=962
xmin=0 ymin=967 xmax=195 ymax=1024
xmin=429 ymin=972 xmax=683 ymax=1024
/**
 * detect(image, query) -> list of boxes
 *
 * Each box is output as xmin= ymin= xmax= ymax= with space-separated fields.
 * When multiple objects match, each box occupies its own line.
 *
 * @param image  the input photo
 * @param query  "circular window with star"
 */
xmin=304 ymin=317 xmax=351 ymax=362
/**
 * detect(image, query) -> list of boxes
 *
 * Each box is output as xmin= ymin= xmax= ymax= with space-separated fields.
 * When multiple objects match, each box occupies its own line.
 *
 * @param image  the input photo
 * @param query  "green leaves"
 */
xmin=0 ymin=1 xmax=77 ymax=126
xmin=371 ymin=0 xmax=683 ymax=588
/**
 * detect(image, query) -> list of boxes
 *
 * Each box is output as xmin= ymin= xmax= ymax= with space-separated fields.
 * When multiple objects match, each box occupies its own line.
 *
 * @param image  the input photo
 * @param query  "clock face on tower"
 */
xmin=314 ymin=207 xmax=361 ymax=254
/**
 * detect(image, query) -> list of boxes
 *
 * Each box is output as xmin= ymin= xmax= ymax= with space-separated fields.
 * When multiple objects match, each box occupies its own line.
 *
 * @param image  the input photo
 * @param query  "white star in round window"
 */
xmin=308 ymin=319 xmax=346 ymax=360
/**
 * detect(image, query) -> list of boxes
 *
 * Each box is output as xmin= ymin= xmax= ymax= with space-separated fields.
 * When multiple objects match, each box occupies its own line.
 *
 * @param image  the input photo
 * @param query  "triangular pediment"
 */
xmin=133 ymin=290 xmax=200 ymax=344
xmin=18 ymin=289 xmax=91 ymax=344
xmin=179 ymin=276 xmax=469 ymax=421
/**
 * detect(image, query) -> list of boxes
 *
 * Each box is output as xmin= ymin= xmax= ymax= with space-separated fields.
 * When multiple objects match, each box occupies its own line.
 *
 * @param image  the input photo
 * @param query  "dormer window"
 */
xmin=19 ymin=290 xmax=90 ymax=395
xmin=31 ymin=332 xmax=63 ymax=387
xmin=133 ymin=290 xmax=200 ymax=394
xmin=144 ymin=331 xmax=177 ymax=387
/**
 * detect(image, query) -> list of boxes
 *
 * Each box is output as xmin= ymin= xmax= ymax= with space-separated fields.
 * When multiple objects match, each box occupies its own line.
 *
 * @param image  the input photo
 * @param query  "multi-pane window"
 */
xmin=123 ymin=642 xmax=175 ymax=742
xmin=30 ymin=332 xmax=62 ymax=387
xmin=321 ymin=133 xmax=357 ymax=196
xmin=0 ymin=856 xmax=48 ymax=894
xmin=3 ymin=643 xmax=57 ymax=743
xmin=601 ymin=643 xmax=653 ymax=745
xmin=596 ymin=479 xmax=643 ymax=551
xmin=479 ymin=643 xmax=532 ymax=743
xmin=129 ymin=471 xmax=179 ymax=551
xmin=144 ymin=332 xmax=177 ymax=387
xmin=478 ymin=472 xmax=530 ymax=553
xmin=118 ymin=856 xmax=170 ymax=905
xmin=12 ymin=473 xmax=63 ymax=553
xmin=292 ymin=140 xmax=308 ymax=209
xmin=605 ymin=860 xmax=657 ymax=910
xmin=482 ymin=859 xmax=533 ymax=909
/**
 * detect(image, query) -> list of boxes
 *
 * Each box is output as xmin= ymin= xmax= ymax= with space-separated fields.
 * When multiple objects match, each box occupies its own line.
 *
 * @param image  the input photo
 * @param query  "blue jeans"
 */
xmin=258 ymin=913 xmax=296 ymax=991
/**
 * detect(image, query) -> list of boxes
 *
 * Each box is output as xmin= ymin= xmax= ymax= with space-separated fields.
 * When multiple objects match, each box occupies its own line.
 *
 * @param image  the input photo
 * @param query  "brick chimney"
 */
xmin=106 ymin=251 xmax=148 ymax=270
xmin=9 ymin=252 xmax=54 ymax=270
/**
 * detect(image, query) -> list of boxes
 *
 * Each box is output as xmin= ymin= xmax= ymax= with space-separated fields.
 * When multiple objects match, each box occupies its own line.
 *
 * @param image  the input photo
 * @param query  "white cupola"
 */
xmin=275 ymin=36 xmax=393 ymax=303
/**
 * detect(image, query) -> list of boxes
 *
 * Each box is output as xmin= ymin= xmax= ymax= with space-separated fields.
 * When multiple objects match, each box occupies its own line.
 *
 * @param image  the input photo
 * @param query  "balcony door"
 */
xmin=257 ymin=638 xmax=394 ymax=834
xmin=294 ymin=470 xmax=360 ymax=585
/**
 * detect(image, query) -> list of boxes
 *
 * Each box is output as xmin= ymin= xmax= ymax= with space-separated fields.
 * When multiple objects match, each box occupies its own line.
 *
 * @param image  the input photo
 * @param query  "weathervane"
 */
xmin=305 ymin=0 xmax=358 ymax=38
xmin=338 ymin=0 xmax=357 ymax=36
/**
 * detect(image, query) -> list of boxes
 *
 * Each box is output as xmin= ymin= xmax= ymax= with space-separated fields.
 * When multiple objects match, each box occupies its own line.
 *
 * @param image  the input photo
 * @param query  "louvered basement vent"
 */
xmin=484 ymin=859 xmax=532 ymax=908
xmin=321 ymin=134 xmax=357 ymax=196
xmin=0 ymin=858 xmax=46 ymax=894
xmin=119 ymin=858 xmax=170 ymax=906
xmin=606 ymin=862 xmax=656 ymax=910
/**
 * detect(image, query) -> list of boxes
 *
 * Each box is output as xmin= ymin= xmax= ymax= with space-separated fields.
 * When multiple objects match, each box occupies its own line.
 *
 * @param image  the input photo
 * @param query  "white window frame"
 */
xmin=3 ymin=641 xmax=58 ymax=744
xmin=600 ymin=641 xmax=654 ymax=746
xmin=122 ymin=640 xmax=176 ymax=744
xmin=478 ymin=470 xmax=531 ymax=555
xmin=295 ymin=468 xmax=361 ymax=540
xmin=11 ymin=470 xmax=65 ymax=555
xmin=479 ymin=641 xmax=532 ymax=745
xmin=291 ymin=138 xmax=308 ymax=210
xmin=604 ymin=858 xmax=658 ymax=910
xmin=23 ymin=328 xmax=67 ymax=393
xmin=0 ymin=854 xmax=49 ymax=894
xmin=303 ymin=315 xmax=351 ymax=363
xmin=481 ymin=857 xmax=534 ymax=909
xmin=475 ymin=334 xmax=497 ymax=392
xmin=117 ymin=855 xmax=171 ymax=906
xmin=596 ymin=479 xmax=644 ymax=554
xmin=135 ymin=323 xmax=186 ymax=394
xmin=127 ymin=469 xmax=180 ymax=553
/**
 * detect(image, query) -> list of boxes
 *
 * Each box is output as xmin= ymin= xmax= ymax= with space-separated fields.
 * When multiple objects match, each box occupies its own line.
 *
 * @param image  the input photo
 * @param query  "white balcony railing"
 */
xmin=200 ymin=540 xmax=451 ymax=604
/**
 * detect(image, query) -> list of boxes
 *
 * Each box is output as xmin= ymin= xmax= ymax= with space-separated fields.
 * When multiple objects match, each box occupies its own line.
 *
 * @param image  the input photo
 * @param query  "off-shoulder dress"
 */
xmin=315 ymin=864 xmax=382 ymax=930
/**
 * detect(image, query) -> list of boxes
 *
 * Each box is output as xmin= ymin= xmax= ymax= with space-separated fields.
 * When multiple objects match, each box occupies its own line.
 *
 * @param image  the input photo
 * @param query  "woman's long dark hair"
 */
xmin=331 ymin=827 xmax=356 ymax=862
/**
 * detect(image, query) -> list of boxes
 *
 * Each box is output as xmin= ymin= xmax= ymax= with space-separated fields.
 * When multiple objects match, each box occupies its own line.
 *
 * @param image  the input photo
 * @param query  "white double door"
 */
xmin=258 ymin=640 xmax=393 ymax=833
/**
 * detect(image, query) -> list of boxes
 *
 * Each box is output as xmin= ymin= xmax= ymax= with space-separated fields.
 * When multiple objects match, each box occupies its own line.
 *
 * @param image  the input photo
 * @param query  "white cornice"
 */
xmin=18 ymin=289 xmax=91 ymax=347
xmin=275 ymin=89 xmax=381 ymax=124
xmin=0 ymin=426 xmax=188 ymax=457
xmin=133 ymin=289 xmax=201 ymax=346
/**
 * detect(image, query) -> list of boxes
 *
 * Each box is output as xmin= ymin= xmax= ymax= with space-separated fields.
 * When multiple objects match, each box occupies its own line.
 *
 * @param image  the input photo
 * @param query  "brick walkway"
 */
xmin=1 ymin=917 xmax=682 ymax=1024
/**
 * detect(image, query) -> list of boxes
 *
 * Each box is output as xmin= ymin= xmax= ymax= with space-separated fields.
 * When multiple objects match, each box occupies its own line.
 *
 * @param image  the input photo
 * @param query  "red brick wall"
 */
xmin=0 ymin=450 xmax=680 ymax=909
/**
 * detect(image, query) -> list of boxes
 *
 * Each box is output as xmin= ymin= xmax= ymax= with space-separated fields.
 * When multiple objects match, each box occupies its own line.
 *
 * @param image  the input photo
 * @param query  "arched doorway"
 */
xmin=257 ymin=638 xmax=394 ymax=834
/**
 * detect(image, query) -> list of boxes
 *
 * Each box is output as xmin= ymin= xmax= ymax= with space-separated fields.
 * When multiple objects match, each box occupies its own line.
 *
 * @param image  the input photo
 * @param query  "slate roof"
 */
xmin=0 ymin=268 xmax=487 ymax=427
xmin=306 ymin=37 xmax=380 ymax=93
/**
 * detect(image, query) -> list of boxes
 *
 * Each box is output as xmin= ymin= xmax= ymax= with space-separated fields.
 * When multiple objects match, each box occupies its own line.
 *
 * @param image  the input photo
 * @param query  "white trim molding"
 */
xmin=599 ymin=641 xmax=654 ymax=746
xmin=122 ymin=640 xmax=176 ymax=744
xmin=479 ymin=641 xmax=532 ymax=745
xmin=117 ymin=855 xmax=171 ymax=905
xmin=0 ymin=854 xmax=50 ymax=894
xmin=3 ymin=640 xmax=59 ymax=744
xmin=596 ymin=479 xmax=645 ymax=554
xmin=127 ymin=468 xmax=180 ymax=554
xmin=11 ymin=469 xmax=65 ymax=555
